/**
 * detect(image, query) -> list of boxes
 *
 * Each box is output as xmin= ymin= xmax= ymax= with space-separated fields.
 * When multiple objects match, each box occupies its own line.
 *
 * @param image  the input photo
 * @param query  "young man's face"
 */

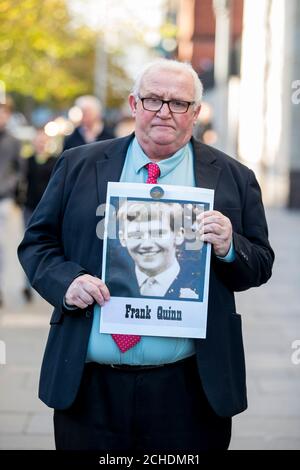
xmin=120 ymin=215 xmax=184 ymax=277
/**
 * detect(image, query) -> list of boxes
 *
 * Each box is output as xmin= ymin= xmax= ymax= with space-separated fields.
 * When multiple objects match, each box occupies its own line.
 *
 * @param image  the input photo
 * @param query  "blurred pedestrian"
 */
xmin=0 ymin=98 xmax=22 ymax=307
xmin=63 ymin=95 xmax=114 ymax=150
xmin=114 ymin=115 xmax=135 ymax=137
xmin=21 ymin=128 xmax=57 ymax=301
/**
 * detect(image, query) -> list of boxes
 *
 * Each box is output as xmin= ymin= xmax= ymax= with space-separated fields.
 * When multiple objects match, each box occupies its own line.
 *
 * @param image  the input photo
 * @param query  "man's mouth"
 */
xmin=137 ymin=250 xmax=160 ymax=257
xmin=151 ymin=124 xmax=175 ymax=129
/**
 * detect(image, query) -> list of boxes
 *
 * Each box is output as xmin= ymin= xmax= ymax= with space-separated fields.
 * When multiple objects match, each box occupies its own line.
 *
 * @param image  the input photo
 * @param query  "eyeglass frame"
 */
xmin=137 ymin=95 xmax=196 ymax=114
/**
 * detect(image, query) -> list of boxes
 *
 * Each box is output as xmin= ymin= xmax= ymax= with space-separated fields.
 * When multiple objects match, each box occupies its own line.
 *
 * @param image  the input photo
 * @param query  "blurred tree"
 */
xmin=0 ymin=0 xmax=129 ymax=110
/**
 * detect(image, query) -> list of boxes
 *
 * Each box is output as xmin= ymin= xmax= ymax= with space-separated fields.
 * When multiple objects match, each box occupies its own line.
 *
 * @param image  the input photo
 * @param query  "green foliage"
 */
xmin=0 ymin=0 xmax=130 ymax=108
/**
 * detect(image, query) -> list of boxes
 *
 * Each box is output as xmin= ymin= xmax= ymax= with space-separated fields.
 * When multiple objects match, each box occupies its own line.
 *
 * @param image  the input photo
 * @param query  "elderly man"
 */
xmin=63 ymin=95 xmax=114 ymax=150
xmin=18 ymin=59 xmax=274 ymax=451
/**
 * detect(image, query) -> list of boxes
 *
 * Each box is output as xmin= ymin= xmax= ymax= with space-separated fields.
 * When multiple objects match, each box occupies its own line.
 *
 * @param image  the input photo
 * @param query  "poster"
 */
xmin=100 ymin=182 xmax=214 ymax=339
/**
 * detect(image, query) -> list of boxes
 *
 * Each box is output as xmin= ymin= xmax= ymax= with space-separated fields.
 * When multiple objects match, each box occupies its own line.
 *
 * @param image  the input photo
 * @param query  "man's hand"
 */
xmin=65 ymin=274 xmax=110 ymax=309
xmin=197 ymin=210 xmax=233 ymax=257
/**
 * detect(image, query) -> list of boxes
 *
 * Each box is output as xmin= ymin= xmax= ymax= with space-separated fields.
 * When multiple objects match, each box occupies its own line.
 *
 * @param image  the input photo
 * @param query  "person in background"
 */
xmin=0 ymin=98 xmax=21 ymax=307
xmin=114 ymin=115 xmax=135 ymax=138
xmin=63 ymin=95 xmax=114 ymax=150
xmin=21 ymin=128 xmax=57 ymax=301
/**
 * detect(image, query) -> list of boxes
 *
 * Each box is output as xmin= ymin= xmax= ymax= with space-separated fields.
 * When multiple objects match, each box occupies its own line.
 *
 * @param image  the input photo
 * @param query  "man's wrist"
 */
xmin=216 ymin=241 xmax=235 ymax=263
xmin=63 ymin=297 xmax=78 ymax=310
xmin=62 ymin=271 xmax=88 ymax=311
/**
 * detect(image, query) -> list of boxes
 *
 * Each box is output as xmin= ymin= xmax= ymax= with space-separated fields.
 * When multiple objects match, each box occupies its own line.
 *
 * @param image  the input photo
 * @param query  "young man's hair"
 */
xmin=117 ymin=200 xmax=183 ymax=233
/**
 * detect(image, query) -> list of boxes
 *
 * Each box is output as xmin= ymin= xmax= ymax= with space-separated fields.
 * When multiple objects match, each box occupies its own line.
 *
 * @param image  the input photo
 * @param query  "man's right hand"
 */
xmin=65 ymin=274 xmax=110 ymax=309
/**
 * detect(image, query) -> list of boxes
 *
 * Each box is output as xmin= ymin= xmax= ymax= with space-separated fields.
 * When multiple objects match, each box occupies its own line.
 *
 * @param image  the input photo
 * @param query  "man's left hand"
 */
xmin=197 ymin=210 xmax=233 ymax=257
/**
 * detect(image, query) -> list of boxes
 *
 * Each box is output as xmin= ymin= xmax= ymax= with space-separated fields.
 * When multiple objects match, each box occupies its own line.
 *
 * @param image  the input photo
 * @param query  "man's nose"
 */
xmin=157 ymin=102 xmax=171 ymax=117
xmin=139 ymin=233 xmax=155 ymax=246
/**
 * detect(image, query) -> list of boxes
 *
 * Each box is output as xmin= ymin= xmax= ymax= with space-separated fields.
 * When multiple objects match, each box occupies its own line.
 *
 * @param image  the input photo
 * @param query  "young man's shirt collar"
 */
xmin=135 ymin=259 xmax=180 ymax=297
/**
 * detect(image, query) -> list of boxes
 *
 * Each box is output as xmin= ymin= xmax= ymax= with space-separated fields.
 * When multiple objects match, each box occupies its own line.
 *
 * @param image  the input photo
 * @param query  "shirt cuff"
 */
xmin=216 ymin=241 xmax=235 ymax=263
xmin=63 ymin=298 xmax=78 ymax=310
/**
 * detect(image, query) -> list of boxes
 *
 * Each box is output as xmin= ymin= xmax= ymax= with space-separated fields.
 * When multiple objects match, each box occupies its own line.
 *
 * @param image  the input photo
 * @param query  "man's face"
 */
xmin=120 ymin=215 xmax=184 ymax=277
xmin=80 ymin=104 xmax=100 ymax=128
xmin=33 ymin=130 xmax=49 ymax=154
xmin=128 ymin=67 xmax=201 ymax=160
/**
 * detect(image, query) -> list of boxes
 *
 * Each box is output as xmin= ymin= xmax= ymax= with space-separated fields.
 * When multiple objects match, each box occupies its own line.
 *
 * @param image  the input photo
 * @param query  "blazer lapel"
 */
xmin=95 ymin=135 xmax=133 ymax=205
xmin=192 ymin=138 xmax=221 ymax=191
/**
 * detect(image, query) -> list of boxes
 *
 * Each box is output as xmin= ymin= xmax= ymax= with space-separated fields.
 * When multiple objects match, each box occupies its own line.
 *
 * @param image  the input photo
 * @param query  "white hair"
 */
xmin=75 ymin=95 xmax=103 ymax=115
xmin=131 ymin=59 xmax=203 ymax=105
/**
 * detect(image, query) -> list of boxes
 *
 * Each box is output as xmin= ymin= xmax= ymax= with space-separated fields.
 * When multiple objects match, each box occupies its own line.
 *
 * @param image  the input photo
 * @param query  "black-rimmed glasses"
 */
xmin=138 ymin=96 xmax=195 ymax=114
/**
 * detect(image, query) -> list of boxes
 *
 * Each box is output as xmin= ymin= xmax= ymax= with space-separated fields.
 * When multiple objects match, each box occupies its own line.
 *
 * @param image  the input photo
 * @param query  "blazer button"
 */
xmin=85 ymin=310 xmax=92 ymax=318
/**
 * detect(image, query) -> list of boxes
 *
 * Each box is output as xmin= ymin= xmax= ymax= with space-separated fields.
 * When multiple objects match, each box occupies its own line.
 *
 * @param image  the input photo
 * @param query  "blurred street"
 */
xmin=0 ymin=204 xmax=299 ymax=450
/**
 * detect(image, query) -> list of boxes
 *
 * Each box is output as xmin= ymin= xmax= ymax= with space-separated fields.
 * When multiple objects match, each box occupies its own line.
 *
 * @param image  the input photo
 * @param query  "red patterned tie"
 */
xmin=146 ymin=162 xmax=161 ymax=184
xmin=112 ymin=162 xmax=160 ymax=353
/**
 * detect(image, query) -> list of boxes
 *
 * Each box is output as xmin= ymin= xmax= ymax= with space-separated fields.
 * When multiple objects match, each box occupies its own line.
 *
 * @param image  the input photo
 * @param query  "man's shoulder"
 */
xmin=63 ymin=127 xmax=83 ymax=149
xmin=98 ymin=125 xmax=115 ymax=140
xmin=61 ymin=134 xmax=133 ymax=167
xmin=192 ymin=139 xmax=253 ymax=177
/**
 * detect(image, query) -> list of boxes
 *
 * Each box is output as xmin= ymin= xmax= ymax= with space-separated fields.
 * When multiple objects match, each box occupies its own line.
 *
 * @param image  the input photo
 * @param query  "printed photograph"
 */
xmin=105 ymin=197 xmax=209 ymax=302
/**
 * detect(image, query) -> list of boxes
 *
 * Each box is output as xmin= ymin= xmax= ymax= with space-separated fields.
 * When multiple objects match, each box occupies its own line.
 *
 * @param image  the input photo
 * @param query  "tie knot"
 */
xmin=140 ymin=277 xmax=158 ymax=296
xmin=146 ymin=163 xmax=160 ymax=184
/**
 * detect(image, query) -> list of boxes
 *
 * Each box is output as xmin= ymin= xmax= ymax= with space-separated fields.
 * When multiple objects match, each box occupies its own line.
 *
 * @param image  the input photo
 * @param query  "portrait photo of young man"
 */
xmin=105 ymin=199 xmax=206 ymax=301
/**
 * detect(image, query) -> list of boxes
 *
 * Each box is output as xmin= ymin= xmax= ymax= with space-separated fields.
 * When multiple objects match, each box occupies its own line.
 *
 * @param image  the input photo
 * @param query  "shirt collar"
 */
xmin=131 ymin=137 xmax=190 ymax=178
xmin=135 ymin=259 xmax=180 ymax=290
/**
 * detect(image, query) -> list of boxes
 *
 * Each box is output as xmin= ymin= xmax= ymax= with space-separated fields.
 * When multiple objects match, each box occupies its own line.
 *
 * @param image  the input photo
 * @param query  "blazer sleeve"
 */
xmin=213 ymin=169 xmax=275 ymax=292
xmin=17 ymin=154 xmax=87 ymax=310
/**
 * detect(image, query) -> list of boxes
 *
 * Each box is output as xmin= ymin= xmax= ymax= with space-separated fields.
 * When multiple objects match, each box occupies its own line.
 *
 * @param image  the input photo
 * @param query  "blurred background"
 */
xmin=0 ymin=0 xmax=299 ymax=450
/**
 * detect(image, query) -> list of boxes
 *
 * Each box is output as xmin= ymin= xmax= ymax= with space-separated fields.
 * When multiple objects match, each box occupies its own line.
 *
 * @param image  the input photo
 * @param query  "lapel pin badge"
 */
xmin=150 ymin=186 xmax=164 ymax=199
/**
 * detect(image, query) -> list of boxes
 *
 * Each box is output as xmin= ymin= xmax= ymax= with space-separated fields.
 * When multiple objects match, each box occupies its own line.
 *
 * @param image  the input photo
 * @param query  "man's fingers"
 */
xmin=195 ymin=210 xmax=233 ymax=257
xmin=201 ymin=223 xmax=223 ymax=235
xmin=200 ymin=233 xmax=225 ymax=244
xmin=197 ymin=213 xmax=228 ymax=226
xmin=83 ymin=283 xmax=106 ymax=306
xmin=83 ymin=275 xmax=110 ymax=302
xmin=197 ymin=211 xmax=232 ymax=236
xmin=65 ymin=274 xmax=110 ymax=309
xmin=99 ymin=283 xmax=110 ymax=302
xmin=76 ymin=299 xmax=90 ymax=309
xmin=79 ymin=289 xmax=95 ymax=306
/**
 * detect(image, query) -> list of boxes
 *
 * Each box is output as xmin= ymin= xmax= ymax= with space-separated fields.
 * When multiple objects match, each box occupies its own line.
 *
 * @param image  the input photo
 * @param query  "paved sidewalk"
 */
xmin=231 ymin=208 xmax=300 ymax=449
xmin=0 ymin=206 xmax=299 ymax=449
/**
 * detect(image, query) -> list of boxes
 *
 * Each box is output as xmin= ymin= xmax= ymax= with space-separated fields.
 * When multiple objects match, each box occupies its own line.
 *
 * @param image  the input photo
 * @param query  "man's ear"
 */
xmin=119 ymin=230 xmax=127 ymax=247
xmin=128 ymin=95 xmax=137 ymax=118
xmin=175 ymin=227 xmax=185 ymax=246
xmin=193 ymin=104 xmax=201 ymax=125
